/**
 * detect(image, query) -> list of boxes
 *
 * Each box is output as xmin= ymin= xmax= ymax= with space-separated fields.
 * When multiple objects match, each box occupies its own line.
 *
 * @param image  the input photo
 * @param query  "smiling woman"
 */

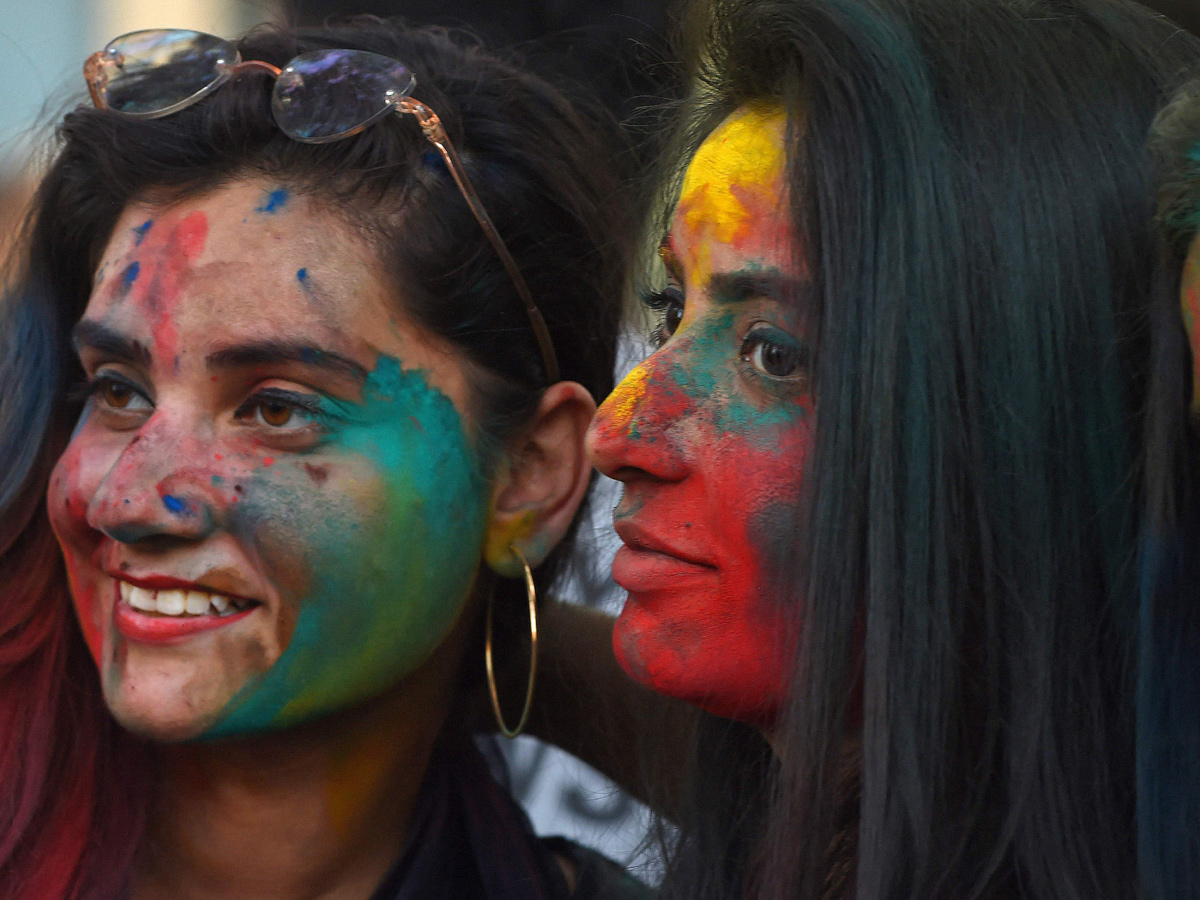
xmin=0 ymin=19 xmax=640 ymax=900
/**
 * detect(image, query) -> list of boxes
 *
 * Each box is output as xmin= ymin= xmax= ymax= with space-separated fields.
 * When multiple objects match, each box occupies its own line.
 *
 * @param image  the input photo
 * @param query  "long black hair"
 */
xmin=0 ymin=19 xmax=629 ymax=898
xmin=645 ymin=1 xmax=1200 ymax=898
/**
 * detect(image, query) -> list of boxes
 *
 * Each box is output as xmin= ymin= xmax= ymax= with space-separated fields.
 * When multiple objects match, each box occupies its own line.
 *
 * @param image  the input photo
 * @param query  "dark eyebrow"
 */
xmin=205 ymin=341 xmax=369 ymax=384
xmin=709 ymin=271 xmax=810 ymax=307
xmin=72 ymin=319 xmax=152 ymax=366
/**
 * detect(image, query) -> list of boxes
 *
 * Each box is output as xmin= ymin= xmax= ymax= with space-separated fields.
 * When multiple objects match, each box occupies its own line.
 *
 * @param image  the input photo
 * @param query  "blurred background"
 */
xmin=3 ymin=0 xmax=1199 ymax=882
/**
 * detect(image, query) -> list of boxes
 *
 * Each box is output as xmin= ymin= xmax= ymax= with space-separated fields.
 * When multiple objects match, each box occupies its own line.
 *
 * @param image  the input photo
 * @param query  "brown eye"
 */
xmin=102 ymin=381 xmax=135 ymax=409
xmin=741 ymin=331 xmax=809 ymax=380
xmin=664 ymin=298 xmax=684 ymax=337
xmin=258 ymin=401 xmax=295 ymax=427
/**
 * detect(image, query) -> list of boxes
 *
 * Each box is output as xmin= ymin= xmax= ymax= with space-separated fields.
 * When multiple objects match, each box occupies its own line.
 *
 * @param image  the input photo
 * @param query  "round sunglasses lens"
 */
xmin=273 ymin=49 xmax=416 ymax=142
xmin=104 ymin=29 xmax=236 ymax=115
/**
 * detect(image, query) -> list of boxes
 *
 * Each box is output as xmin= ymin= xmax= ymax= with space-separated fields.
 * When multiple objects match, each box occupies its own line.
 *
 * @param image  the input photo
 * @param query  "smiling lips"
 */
xmin=113 ymin=577 xmax=259 ymax=643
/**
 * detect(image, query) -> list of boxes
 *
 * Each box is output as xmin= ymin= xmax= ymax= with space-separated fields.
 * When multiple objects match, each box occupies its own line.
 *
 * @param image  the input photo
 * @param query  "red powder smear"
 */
xmin=126 ymin=211 xmax=209 ymax=363
xmin=598 ymin=360 xmax=807 ymax=728
xmin=262 ymin=457 xmax=274 ymax=467
xmin=61 ymin=557 xmax=103 ymax=664
xmin=214 ymin=454 xmax=223 ymax=461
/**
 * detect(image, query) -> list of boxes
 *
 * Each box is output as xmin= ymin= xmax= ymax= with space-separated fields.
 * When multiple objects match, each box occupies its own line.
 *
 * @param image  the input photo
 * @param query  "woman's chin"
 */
xmin=100 ymin=654 xmax=242 ymax=743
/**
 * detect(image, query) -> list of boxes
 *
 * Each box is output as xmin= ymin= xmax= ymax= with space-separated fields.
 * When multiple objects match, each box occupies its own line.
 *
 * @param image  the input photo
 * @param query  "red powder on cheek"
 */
xmin=46 ymin=447 xmax=107 ymax=664
xmin=603 ymin=363 xmax=809 ymax=727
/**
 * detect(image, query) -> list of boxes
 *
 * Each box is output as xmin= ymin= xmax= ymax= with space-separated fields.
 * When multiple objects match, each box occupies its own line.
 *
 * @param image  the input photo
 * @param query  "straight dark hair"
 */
xmin=0 ymin=19 xmax=629 ymax=898
xmin=645 ymin=1 xmax=1200 ymax=898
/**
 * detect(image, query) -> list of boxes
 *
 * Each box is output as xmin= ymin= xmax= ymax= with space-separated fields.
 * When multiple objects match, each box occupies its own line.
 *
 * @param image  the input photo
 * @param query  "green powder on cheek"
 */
xmin=206 ymin=357 xmax=491 ymax=737
xmin=668 ymin=308 xmax=809 ymax=438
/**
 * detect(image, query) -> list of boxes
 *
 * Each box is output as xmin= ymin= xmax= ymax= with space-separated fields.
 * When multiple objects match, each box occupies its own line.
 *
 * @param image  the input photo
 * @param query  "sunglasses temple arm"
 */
xmin=398 ymin=99 xmax=561 ymax=384
xmin=84 ymin=52 xmax=108 ymax=109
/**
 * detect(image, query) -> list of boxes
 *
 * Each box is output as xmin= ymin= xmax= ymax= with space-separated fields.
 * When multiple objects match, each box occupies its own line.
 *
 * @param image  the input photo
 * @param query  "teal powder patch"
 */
xmin=205 ymin=356 xmax=491 ymax=737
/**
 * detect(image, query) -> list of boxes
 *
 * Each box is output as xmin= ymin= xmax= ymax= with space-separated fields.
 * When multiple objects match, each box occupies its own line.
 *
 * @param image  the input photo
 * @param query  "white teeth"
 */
xmin=185 ymin=591 xmax=210 ymax=615
xmin=119 ymin=581 xmax=246 ymax=618
xmin=156 ymin=589 xmax=186 ymax=616
xmin=128 ymin=584 xmax=157 ymax=612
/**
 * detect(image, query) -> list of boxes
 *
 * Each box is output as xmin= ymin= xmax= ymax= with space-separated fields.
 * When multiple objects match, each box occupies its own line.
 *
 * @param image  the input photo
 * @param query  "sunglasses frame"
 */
xmin=84 ymin=30 xmax=561 ymax=385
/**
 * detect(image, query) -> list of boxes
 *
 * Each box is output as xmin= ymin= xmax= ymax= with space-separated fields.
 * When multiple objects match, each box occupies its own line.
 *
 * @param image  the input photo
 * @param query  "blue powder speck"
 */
xmin=133 ymin=220 xmax=153 ymax=244
xmin=120 ymin=261 xmax=140 ymax=292
xmin=257 ymin=188 xmax=289 ymax=214
xmin=297 ymin=268 xmax=308 ymax=282
xmin=162 ymin=495 xmax=187 ymax=514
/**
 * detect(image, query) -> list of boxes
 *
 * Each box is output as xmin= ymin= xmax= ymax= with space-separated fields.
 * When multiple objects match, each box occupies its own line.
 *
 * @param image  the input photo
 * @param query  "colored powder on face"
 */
xmin=133 ymin=220 xmax=153 ymax=245
xmin=676 ymin=105 xmax=788 ymax=280
xmin=161 ymin=494 xmax=187 ymax=514
xmin=204 ymin=355 xmax=492 ymax=737
xmin=600 ymin=314 xmax=809 ymax=724
xmin=257 ymin=188 xmax=290 ymax=214
xmin=117 ymin=211 xmax=208 ymax=364
xmin=111 ymin=261 xmax=140 ymax=299
xmin=604 ymin=364 xmax=651 ymax=431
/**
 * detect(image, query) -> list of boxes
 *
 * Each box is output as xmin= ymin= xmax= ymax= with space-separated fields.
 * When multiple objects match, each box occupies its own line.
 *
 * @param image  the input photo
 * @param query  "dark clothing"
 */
xmin=369 ymin=737 xmax=652 ymax=900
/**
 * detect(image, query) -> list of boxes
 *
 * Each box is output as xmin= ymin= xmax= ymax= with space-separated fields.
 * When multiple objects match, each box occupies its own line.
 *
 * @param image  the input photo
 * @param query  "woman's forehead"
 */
xmin=90 ymin=181 xmax=385 ymax=331
xmin=680 ymin=104 xmax=788 ymax=209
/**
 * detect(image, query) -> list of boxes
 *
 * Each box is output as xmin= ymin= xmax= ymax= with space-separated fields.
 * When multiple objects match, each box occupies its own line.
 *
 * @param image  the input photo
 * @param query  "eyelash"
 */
xmin=69 ymin=372 xmax=147 ymax=406
xmin=641 ymin=286 xmax=685 ymax=348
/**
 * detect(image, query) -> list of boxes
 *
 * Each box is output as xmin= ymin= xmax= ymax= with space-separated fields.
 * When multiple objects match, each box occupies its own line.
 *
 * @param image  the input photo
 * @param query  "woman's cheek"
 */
xmin=47 ymin=429 xmax=120 ymax=661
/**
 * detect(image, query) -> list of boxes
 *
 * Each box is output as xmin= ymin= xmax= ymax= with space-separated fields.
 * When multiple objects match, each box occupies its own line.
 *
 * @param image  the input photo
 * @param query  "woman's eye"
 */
xmin=235 ymin=390 xmax=328 ymax=433
xmin=644 ymin=286 xmax=685 ymax=347
xmin=742 ymin=333 xmax=808 ymax=380
xmin=257 ymin=399 xmax=296 ymax=428
xmin=102 ymin=380 xmax=136 ymax=409
xmin=85 ymin=374 xmax=151 ymax=413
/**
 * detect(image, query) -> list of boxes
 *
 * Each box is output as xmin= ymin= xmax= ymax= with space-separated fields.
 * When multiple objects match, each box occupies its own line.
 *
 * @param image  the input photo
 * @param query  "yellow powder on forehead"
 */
xmin=679 ymin=104 xmax=788 ymax=246
xmin=1183 ymin=236 xmax=1200 ymax=413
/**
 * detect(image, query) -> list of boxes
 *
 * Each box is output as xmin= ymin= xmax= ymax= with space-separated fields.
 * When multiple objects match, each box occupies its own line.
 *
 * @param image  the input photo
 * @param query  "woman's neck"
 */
xmin=131 ymin=612 xmax=472 ymax=900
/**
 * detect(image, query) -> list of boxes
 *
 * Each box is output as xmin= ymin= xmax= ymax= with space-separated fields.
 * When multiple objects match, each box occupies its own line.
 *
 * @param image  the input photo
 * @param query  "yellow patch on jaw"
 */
xmin=1183 ymin=237 xmax=1200 ymax=412
xmin=677 ymin=105 xmax=788 ymax=280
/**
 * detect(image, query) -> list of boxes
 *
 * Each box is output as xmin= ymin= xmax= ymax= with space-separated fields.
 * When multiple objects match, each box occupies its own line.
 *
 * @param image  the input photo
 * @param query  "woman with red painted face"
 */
xmin=0 ymin=20 xmax=651 ymax=900
xmin=540 ymin=0 xmax=1200 ymax=898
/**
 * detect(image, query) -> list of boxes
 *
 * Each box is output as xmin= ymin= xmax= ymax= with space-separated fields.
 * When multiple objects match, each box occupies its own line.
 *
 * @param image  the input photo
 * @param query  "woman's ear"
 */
xmin=485 ymin=381 xmax=597 ymax=577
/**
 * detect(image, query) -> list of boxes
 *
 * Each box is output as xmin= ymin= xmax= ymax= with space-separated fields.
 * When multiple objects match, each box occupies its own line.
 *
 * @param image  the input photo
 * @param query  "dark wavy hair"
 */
xmin=644 ymin=1 xmax=1200 ymax=898
xmin=0 ymin=19 xmax=629 ymax=899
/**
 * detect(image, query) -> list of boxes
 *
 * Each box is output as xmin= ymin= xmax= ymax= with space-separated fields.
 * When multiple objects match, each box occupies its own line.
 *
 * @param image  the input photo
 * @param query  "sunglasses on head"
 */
xmin=84 ymin=28 xmax=561 ymax=384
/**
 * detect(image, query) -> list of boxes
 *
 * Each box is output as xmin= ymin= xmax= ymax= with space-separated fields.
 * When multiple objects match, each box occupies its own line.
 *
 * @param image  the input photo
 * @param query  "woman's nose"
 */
xmin=587 ymin=356 xmax=689 ymax=484
xmin=87 ymin=418 xmax=220 ymax=544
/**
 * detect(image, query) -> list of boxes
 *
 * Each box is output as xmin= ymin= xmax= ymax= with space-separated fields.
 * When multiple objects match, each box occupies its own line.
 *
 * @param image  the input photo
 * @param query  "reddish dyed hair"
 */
xmin=0 ymin=437 xmax=148 ymax=897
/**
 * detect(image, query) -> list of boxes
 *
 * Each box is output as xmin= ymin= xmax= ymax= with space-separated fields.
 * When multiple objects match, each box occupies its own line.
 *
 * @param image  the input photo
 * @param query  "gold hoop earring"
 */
xmin=485 ymin=545 xmax=538 ymax=738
